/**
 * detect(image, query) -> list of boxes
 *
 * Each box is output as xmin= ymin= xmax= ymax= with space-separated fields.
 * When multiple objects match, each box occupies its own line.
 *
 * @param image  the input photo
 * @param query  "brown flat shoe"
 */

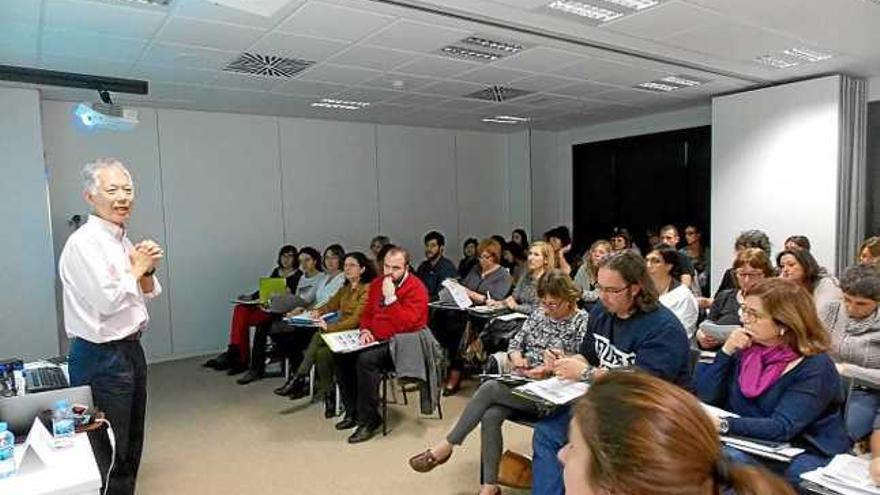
xmin=408 ymin=448 xmax=451 ymax=473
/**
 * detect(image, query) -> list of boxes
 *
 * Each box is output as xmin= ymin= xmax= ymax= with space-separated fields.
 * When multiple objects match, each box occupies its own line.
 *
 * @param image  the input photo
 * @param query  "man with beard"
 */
xmin=333 ymin=246 xmax=429 ymax=443
xmin=416 ymin=230 xmax=457 ymax=300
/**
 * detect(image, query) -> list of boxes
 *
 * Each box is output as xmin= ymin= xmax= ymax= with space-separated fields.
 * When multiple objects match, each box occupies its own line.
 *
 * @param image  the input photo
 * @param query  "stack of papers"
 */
xmin=801 ymin=455 xmax=880 ymax=495
xmin=321 ymin=330 xmax=384 ymax=354
xmin=699 ymin=321 xmax=739 ymax=341
xmin=494 ymin=312 xmax=528 ymax=322
xmin=514 ymin=377 xmax=588 ymax=406
xmin=701 ymin=403 xmax=804 ymax=463
xmin=440 ymin=279 xmax=473 ymax=309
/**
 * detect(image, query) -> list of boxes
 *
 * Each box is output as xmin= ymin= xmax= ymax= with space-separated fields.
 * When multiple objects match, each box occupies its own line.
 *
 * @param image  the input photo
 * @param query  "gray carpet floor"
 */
xmin=136 ymin=356 xmax=533 ymax=494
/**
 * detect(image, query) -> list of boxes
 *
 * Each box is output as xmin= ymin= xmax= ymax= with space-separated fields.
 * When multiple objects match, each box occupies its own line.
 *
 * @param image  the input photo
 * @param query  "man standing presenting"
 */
xmin=334 ymin=246 xmax=428 ymax=443
xmin=59 ymin=158 xmax=163 ymax=495
xmin=416 ymin=230 xmax=457 ymax=300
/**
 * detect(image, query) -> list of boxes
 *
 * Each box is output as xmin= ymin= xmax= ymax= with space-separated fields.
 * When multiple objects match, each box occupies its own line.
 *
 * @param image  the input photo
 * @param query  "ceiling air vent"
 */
xmin=464 ymin=85 xmax=533 ymax=102
xmin=224 ymin=53 xmax=315 ymax=78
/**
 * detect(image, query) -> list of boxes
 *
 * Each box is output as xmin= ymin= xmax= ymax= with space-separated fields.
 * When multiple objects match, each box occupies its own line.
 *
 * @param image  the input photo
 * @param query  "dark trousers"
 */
xmin=431 ymin=308 xmax=469 ymax=371
xmin=250 ymin=320 xmax=273 ymax=374
xmin=69 ymin=337 xmax=147 ymax=495
xmin=334 ymin=344 xmax=392 ymax=427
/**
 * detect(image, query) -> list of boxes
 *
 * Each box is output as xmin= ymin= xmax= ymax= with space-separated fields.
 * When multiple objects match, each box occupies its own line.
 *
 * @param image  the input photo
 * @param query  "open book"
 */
xmin=321 ymin=330 xmax=384 ymax=354
xmin=439 ymin=279 xmax=473 ymax=309
xmin=283 ymin=311 xmax=339 ymax=326
xmin=801 ymin=454 xmax=880 ymax=495
xmin=513 ymin=377 xmax=588 ymax=406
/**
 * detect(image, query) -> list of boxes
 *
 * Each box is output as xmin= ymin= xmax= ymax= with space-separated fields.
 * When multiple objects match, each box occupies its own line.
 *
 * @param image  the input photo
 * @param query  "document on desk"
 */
xmin=801 ymin=454 xmax=880 ymax=495
xmin=440 ymin=279 xmax=473 ymax=309
xmin=720 ymin=435 xmax=804 ymax=463
xmin=321 ymin=330 xmax=383 ymax=354
xmin=514 ymin=377 xmax=588 ymax=406
xmin=494 ymin=312 xmax=528 ymax=322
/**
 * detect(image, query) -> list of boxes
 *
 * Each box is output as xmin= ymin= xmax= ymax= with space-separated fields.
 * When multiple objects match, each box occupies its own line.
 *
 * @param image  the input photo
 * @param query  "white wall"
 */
xmin=711 ymin=76 xmax=842 ymax=291
xmin=40 ymin=102 xmax=521 ymax=361
xmin=0 ymin=88 xmax=59 ymax=361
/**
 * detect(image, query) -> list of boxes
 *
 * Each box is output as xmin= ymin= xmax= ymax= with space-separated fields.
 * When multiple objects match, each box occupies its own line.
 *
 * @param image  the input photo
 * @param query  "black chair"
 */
xmin=380 ymin=371 xmax=444 ymax=435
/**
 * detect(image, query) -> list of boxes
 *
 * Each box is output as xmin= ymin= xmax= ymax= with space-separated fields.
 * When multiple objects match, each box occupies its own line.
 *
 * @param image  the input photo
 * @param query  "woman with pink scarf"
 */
xmin=697 ymin=278 xmax=851 ymax=490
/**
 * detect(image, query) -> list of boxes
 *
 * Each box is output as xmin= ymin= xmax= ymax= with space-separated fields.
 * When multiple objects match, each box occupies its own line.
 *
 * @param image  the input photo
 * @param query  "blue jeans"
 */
xmin=531 ymin=406 xmax=571 ymax=495
xmin=69 ymin=337 xmax=147 ymax=495
xmin=722 ymin=445 xmax=831 ymax=493
xmin=845 ymin=388 xmax=880 ymax=441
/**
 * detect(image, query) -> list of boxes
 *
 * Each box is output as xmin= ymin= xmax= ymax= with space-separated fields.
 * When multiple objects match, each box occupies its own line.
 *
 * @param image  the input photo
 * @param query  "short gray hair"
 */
xmin=840 ymin=264 xmax=880 ymax=301
xmin=82 ymin=158 xmax=132 ymax=194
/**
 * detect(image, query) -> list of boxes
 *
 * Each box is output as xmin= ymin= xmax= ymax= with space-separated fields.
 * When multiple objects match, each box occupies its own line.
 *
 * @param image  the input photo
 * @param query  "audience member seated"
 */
xmin=204 ymin=245 xmax=301 ymax=373
xmin=697 ymin=278 xmax=851 ymax=488
xmin=416 ymin=230 xmax=458 ymax=301
xmin=682 ymin=224 xmax=710 ymax=296
xmin=333 ymin=246 xmax=429 ymax=444
xmin=273 ymin=252 xmax=375 ymax=416
xmin=647 ymin=245 xmax=699 ymax=338
xmin=369 ymin=235 xmax=391 ymax=272
xmin=785 ymin=235 xmax=812 ymax=252
xmin=544 ymin=226 xmax=575 ymax=276
xmin=709 ymin=229 xmax=772 ymax=305
xmin=408 ymin=271 xmax=587 ymax=495
xmin=234 ymin=246 xmax=327 ymax=384
xmin=609 ymin=226 xmax=639 ymax=255
xmin=480 ymin=241 xmax=557 ymax=354
xmin=822 ymin=264 xmax=880 ymax=483
xmin=777 ymin=248 xmax=842 ymax=315
xmin=860 ymin=236 xmax=880 ymax=268
xmin=501 ymin=241 xmax=527 ymax=284
xmin=510 ymin=228 xmax=529 ymax=252
xmin=572 ymin=239 xmax=610 ymax=308
xmin=458 ymin=237 xmax=479 ymax=279
xmin=696 ymin=248 xmax=774 ymax=351
xmin=531 ymin=251 xmax=692 ymax=495
xmin=559 ymin=371 xmax=794 ymax=495
xmin=434 ymin=238 xmax=512 ymax=396
xmin=659 ymin=224 xmax=697 ymax=291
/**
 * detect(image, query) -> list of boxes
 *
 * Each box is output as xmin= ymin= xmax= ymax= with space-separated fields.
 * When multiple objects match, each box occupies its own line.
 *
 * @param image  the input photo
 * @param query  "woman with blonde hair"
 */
xmin=560 ymin=370 xmax=794 ymax=495
xmin=860 ymin=236 xmax=880 ymax=267
xmin=573 ymin=239 xmax=611 ymax=305
xmin=697 ymin=278 xmax=851 ymax=487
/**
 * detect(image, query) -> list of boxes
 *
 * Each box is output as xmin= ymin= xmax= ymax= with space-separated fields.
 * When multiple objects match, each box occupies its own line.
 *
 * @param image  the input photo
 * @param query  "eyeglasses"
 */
xmin=595 ymin=284 xmax=630 ymax=295
xmin=739 ymin=304 xmax=771 ymax=322
xmin=540 ymin=299 xmax=566 ymax=310
xmin=479 ymin=253 xmax=494 ymax=260
xmin=645 ymin=257 xmax=664 ymax=265
xmin=734 ymin=270 xmax=764 ymax=279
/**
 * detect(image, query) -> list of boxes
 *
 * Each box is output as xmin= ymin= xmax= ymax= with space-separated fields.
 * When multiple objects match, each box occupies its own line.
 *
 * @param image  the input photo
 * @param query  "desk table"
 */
xmin=0 ymin=432 xmax=101 ymax=495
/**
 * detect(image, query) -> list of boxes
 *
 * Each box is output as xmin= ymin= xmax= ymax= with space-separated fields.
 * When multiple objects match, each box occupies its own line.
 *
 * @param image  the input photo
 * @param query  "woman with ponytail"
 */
xmin=559 ymin=370 xmax=794 ymax=495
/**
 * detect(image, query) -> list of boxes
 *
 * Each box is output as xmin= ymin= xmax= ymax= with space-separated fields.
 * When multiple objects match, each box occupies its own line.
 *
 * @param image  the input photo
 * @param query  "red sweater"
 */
xmin=360 ymin=273 xmax=429 ymax=341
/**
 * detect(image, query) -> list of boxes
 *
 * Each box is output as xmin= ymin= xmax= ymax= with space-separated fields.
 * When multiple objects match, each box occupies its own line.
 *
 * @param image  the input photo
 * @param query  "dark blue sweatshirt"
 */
xmin=579 ymin=303 xmax=692 ymax=389
xmin=696 ymin=350 xmax=851 ymax=456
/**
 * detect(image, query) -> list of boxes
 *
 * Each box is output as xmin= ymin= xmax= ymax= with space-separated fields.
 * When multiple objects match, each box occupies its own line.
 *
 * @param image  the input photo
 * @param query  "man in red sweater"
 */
xmin=335 ymin=246 xmax=429 ymax=443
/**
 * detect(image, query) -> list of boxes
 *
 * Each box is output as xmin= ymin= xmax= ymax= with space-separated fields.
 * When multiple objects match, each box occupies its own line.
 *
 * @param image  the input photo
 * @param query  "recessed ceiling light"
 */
xmin=753 ymin=54 xmax=800 ymax=69
xmin=482 ymin=115 xmax=531 ymax=124
xmin=461 ymin=36 xmax=524 ymax=54
xmin=603 ymin=0 xmax=658 ymax=10
xmin=440 ymin=45 xmax=500 ymax=62
xmin=659 ymin=75 xmax=705 ymax=87
xmin=311 ymin=98 xmax=370 ymax=110
xmin=635 ymin=81 xmax=678 ymax=92
xmin=546 ymin=0 xmax=623 ymax=22
xmin=782 ymin=47 xmax=832 ymax=63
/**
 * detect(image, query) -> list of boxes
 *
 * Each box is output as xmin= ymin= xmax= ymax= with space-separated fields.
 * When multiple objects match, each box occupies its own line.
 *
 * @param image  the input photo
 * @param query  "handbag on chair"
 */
xmin=497 ymin=450 xmax=532 ymax=489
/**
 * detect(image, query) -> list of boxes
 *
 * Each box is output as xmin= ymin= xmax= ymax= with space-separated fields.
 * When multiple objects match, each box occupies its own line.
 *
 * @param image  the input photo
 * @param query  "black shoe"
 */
xmin=203 ymin=352 xmax=225 ymax=369
xmin=236 ymin=370 xmax=263 ymax=385
xmin=227 ymin=363 xmax=248 ymax=376
xmin=288 ymin=377 xmax=311 ymax=400
xmin=324 ymin=391 xmax=337 ymax=418
xmin=347 ymin=423 xmax=380 ymax=444
xmin=274 ymin=375 xmax=305 ymax=396
xmin=334 ymin=417 xmax=357 ymax=431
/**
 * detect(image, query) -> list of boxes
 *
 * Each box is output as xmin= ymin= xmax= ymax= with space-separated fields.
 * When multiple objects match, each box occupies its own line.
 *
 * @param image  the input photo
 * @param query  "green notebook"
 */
xmin=258 ymin=277 xmax=287 ymax=304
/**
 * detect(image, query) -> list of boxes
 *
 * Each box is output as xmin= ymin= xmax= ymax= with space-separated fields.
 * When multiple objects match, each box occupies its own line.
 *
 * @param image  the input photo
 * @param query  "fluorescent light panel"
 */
xmin=461 ymin=36 xmax=524 ymax=53
xmin=783 ymin=47 xmax=832 ymax=63
xmin=634 ymin=74 xmax=707 ymax=92
xmin=441 ymin=45 xmax=499 ymax=62
xmin=547 ymin=0 xmax=623 ymax=22
xmin=603 ymin=0 xmax=658 ymax=10
xmin=635 ymin=82 xmax=677 ymax=92
xmin=754 ymin=47 xmax=832 ymax=69
xmin=753 ymin=54 xmax=800 ymax=69
xmin=659 ymin=75 xmax=703 ymax=87
xmin=311 ymin=98 xmax=370 ymax=110
xmin=482 ymin=115 xmax=531 ymax=124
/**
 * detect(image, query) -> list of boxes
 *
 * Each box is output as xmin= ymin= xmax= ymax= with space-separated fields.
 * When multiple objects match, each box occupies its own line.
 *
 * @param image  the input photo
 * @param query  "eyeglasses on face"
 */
xmin=595 ymin=284 xmax=630 ymax=295
xmin=540 ymin=299 xmax=566 ymax=310
xmin=739 ymin=304 xmax=771 ymax=322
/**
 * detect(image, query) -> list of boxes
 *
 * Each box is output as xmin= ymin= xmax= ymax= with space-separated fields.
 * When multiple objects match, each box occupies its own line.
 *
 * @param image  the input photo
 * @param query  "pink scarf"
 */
xmin=737 ymin=344 xmax=800 ymax=398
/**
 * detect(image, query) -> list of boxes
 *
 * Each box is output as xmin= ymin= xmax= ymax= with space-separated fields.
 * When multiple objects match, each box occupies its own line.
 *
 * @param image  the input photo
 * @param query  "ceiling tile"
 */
xmin=44 ymin=0 xmax=167 ymax=39
xmin=551 ymin=81 xmax=617 ymax=98
xmin=427 ymin=98 xmax=496 ymax=113
xmin=276 ymin=1 xmax=395 ymax=42
xmin=418 ymin=80 xmax=487 ymax=98
xmin=207 ymin=72 xmax=287 ymax=91
xmin=362 ymin=72 xmax=438 ymax=92
xmin=361 ymin=20 xmax=472 ymax=53
xmin=603 ymin=2 xmax=721 ymax=40
xmin=382 ymin=92 xmax=440 ymax=107
xmin=298 ymin=63 xmax=384 ymax=85
xmin=249 ymin=33 xmax=351 ymax=62
xmin=39 ymin=54 xmax=134 ymax=79
xmin=139 ymin=42 xmax=239 ymax=71
xmin=172 ymin=0 xmax=306 ymax=28
xmin=493 ymin=46 xmax=587 ymax=73
xmin=661 ymin=19 xmax=806 ymax=63
xmin=156 ymin=16 xmax=265 ymax=51
xmin=507 ymin=73 xmax=581 ymax=92
xmin=552 ymin=57 xmax=667 ymax=86
xmin=271 ymin=79 xmax=351 ymax=96
xmin=41 ymin=29 xmax=148 ymax=62
xmin=452 ymin=66 xmax=533 ymax=85
xmin=514 ymin=93 xmax=581 ymax=108
xmin=394 ymin=55 xmax=481 ymax=78
xmin=333 ymin=86 xmax=404 ymax=104
xmin=130 ymin=64 xmax=219 ymax=85
xmin=327 ymin=45 xmax=420 ymax=72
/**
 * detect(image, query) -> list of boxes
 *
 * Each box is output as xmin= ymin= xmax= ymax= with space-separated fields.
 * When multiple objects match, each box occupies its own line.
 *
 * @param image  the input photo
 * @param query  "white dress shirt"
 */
xmin=659 ymin=283 xmax=699 ymax=338
xmin=59 ymin=215 xmax=162 ymax=343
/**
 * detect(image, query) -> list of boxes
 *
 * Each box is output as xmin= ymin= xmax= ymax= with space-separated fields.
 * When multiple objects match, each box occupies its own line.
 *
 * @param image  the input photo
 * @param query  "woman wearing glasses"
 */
xmin=646 ymin=245 xmax=699 ymax=338
xmin=696 ymin=248 xmax=775 ymax=351
xmin=698 ymin=278 xmax=850 ymax=488
xmin=409 ymin=270 xmax=587 ymax=495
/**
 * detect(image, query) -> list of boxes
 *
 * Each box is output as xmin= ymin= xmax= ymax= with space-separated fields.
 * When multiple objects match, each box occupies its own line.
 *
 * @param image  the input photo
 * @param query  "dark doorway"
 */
xmin=572 ymin=126 xmax=711 ymax=255
xmin=868 ymin=101 xmax=880 ymax=236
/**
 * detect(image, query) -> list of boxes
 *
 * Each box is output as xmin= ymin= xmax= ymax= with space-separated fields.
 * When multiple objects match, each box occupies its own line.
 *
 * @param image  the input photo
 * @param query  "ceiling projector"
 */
xmin=75 ymin=100 xmax=139 ymax=131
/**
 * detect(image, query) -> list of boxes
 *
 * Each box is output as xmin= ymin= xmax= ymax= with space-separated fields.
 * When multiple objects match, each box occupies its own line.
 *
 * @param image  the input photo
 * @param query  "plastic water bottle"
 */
xmin=51 ymin=400 xmax=75 ymax=448
xmin=0 ymin=422 xmax=14 ymax=480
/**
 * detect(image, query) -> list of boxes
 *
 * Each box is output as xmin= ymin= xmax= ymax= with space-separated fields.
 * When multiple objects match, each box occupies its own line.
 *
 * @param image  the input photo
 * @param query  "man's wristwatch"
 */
xmin=718 ymin=418 xmax=730 ymax=434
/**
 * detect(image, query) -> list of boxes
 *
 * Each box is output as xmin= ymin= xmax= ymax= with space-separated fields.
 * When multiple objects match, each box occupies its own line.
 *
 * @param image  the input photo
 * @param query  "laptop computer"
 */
xmin=258 ymin=277 xmax=288 ymax=304
xmin=0 ymin=385 xmax=93 ymax=438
